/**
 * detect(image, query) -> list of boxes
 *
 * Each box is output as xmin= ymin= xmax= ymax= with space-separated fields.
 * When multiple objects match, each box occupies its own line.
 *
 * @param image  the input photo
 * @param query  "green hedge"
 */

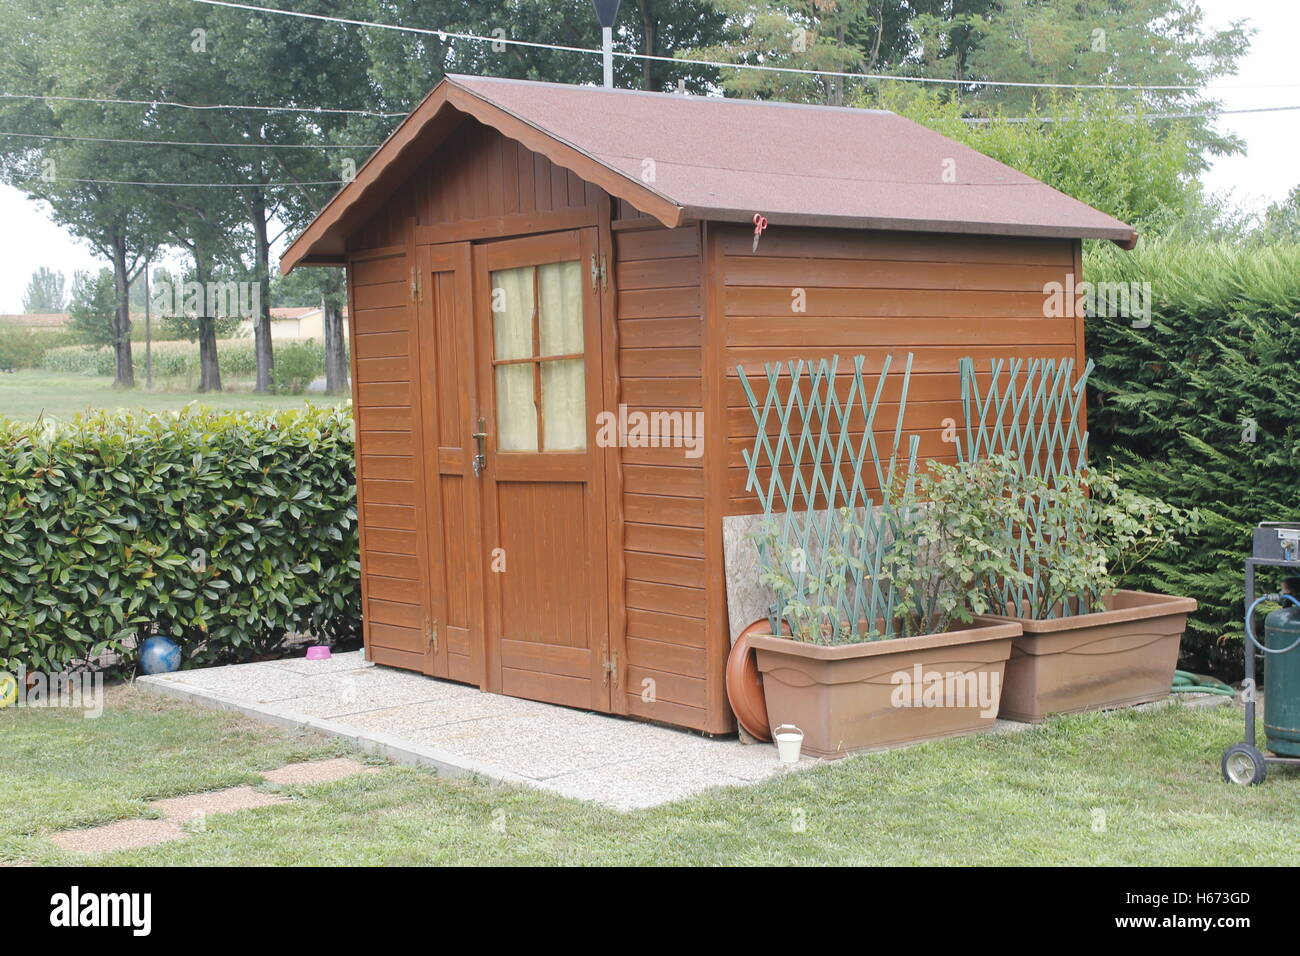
xmin=1085 ymin=239 xmax=1300 ymax=677
xmin=0 ymin=405 xmax=359 ymax=673
xmin=40 ymin=338 xmax=329 ymax=382
xmin=0 ymin=324 xmax=76 ymax=370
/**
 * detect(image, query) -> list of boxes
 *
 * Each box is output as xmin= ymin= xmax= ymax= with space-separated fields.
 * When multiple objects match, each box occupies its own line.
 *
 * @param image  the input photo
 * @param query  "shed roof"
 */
xmin=283 ymin=74 xmax=1136 ymax=272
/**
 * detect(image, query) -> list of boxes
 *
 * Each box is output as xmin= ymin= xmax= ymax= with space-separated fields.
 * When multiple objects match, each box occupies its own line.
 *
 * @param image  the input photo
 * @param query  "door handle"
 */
xmin=471 ymin=418 xmax=487 ymax=477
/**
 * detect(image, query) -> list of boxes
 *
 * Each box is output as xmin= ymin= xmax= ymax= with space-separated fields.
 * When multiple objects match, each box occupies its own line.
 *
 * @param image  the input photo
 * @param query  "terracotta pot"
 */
xmin=726 ymin=620 xmax=776 ymax=743
xmin=748 ymin=618 xmax=1020 ymax=759
xmin=987 ymin=589 xmax=1197 ymax=723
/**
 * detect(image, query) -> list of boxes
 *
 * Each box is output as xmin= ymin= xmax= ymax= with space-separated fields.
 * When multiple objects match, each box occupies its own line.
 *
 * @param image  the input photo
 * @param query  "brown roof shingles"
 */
xmin=452 ymin=75 xmax=1135 ymax=243
xmin=284 ymin=74 xmax=1136 ymax=271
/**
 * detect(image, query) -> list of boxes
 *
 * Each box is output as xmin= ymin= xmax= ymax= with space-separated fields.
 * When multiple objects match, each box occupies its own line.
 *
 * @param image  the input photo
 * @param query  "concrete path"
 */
xmin=136 ymin=653 xmax=1228 ymax=812
xmin=138 ymin=652 xmax=816 ymax=811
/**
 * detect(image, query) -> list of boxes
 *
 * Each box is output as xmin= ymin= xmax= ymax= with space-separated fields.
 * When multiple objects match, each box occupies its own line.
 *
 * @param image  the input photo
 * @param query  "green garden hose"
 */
xmin=1171 ymin=669 xmax=1237 ymax=697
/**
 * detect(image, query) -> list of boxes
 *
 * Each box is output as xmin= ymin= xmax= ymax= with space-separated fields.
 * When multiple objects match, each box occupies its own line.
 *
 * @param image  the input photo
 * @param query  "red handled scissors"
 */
xmin=752 ymin=213 xmax=768 ymax=253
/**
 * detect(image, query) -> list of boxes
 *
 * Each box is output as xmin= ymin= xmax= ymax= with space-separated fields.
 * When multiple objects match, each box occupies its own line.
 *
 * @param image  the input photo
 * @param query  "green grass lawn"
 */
xmin=0 ymin=370 xmax=342 ymax=421
xmin=3 ymin=685 xmax=1296 ymax=866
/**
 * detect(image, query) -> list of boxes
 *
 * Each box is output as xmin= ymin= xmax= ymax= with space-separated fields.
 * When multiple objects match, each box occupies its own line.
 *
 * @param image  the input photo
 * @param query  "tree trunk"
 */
xmin=323 ymin=295 xmax=347 ymax=394
xmin=830 ymin=26 xmax=845 ymax=107
xmin=109 ymin=231 xmax=135 ymax=388
xmin=250 ymin=186 xmax=274 ymax=392
xmin=194 ymin=245 xmax=223 ymax=393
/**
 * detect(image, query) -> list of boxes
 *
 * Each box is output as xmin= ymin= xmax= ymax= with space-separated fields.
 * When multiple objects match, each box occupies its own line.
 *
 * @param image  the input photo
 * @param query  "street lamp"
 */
xmin=591 ymin=0 xmax=620 ymax=88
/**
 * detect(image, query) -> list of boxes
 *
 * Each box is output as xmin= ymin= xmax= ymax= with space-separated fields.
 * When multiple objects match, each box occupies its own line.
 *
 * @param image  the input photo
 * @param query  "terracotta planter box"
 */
xmin=748 ymin=619 xmax=1020 ymax=759
xmin=988 ymin=589 xmax=1198 ymax=723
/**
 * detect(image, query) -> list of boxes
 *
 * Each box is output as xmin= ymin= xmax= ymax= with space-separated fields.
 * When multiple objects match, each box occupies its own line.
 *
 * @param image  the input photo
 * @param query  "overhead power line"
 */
xmin=188 ymin=0 xmax=595 ymax=55
xmin=0 ymin=130 xmax=381 ymax=148
xmin=963 ymin=103 xmax=1300 ymax=124
xmin=34 ymin=176 xmax=344 ymax=187
xmin=0 ymin=91 xmax=405 ymax=118
xmin=190 ymin=0 xmax=1300 ymax=93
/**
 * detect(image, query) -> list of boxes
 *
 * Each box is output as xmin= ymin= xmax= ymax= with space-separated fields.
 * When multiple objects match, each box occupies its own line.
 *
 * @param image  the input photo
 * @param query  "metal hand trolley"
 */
xmin=1222 ymin=522 xmax=1300 ymax=784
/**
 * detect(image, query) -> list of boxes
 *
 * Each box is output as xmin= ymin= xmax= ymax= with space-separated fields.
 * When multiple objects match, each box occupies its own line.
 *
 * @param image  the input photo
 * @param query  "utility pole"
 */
xmin=144 ymin=261 xmax=153 ymax=389
xmin=592 ymin=0 xmax=620 ymax=88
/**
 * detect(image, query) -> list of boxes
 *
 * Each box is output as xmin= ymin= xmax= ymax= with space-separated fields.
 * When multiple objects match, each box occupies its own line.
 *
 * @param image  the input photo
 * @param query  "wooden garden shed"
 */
xmin=282 ymin=74 xmax=1136 ymax=735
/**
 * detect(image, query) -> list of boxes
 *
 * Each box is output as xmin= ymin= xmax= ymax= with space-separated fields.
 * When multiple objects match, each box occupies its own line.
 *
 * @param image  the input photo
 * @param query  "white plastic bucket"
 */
xmin=773 ymin=724 xmax=804 ymax=765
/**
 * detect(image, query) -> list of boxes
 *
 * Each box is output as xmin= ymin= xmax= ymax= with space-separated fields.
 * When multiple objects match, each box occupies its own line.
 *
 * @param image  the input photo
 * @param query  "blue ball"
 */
xmin=139 ymin=635 xmax=182 ymax=675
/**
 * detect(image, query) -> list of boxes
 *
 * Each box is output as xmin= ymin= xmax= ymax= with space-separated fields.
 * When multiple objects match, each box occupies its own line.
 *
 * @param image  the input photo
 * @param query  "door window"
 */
xmin=490 ymin=261 xmax=586 ymax=452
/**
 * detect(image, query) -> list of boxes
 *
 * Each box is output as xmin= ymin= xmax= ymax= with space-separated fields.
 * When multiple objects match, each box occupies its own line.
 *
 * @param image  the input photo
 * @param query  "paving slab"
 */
xmin=50 ymin=819 xmax=185 ymax=855
xmin=137 ymin=651 xmax=1229 ymax=812
xmin=261 ymin=758 xmax=377 ymax=786
xmin=150 ymin=785 xmax=290 ymax=824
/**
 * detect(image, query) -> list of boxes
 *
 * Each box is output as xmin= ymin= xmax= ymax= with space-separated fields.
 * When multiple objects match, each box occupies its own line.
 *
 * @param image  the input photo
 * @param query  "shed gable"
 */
xmin=348 ymin=118 xmax=610 ymax=253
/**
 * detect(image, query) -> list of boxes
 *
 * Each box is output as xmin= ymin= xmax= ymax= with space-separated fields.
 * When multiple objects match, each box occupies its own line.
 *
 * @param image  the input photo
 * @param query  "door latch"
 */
xmin=471 ymin=417 xmax=487 ymax=477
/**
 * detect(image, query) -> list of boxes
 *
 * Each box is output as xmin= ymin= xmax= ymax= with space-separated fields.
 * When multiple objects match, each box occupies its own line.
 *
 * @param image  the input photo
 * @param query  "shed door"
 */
xmin=473 ymin=228 xmax=612 ymax=712
xmin=417 ymin=242 xmax=484 ymax=685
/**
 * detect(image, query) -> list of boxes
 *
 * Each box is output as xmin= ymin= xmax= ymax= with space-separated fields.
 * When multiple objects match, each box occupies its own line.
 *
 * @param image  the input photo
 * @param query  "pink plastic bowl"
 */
xmin=305 ymin=645 xmax=332 ymax=660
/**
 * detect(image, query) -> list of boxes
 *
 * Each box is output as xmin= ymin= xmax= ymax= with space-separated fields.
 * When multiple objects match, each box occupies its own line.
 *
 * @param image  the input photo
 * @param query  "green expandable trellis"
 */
xmin=956 ymin=356 xmax=1093 ymax=483
xmin=738 ymin=355 xmax=920 ymax=643
xmin=956 ymin=356 xmax=1095 ymax=618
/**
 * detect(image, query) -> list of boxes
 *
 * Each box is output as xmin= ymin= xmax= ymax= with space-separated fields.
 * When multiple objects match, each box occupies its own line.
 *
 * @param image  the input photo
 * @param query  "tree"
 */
xmin=21 ymin=267 xmax=66 ymax=313
xmin=1259 ymin=185 xmax=1300 ymax=243
xmin=0 ymin=0 xmax=167 ymax=388
xmin=872 ymin=85 xmax=1203 ymax=231
xmin=66 ymin=269 xmax=117 ymax=348
xmin=671 ymin=0 xmax=884 ymax=104
xmin=686 ymin=0 xmax=1250 ymax=160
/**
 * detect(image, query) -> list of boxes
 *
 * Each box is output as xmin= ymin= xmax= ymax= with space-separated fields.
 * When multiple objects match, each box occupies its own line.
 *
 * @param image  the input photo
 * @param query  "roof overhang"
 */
xmin=680 ymin=205 xmax=1137 ymax=245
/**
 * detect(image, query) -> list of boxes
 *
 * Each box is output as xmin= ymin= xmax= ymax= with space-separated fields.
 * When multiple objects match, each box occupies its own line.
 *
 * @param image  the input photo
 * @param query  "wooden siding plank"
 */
xmin=619 ymin=348 xmax=702 ymax=378
xmin=624 ymin=522 xmax=706 ymax=559
xmin=619 ymin=317 xmax=702 ymax=348
xmin=625 ymin=493 xmax=704 ymax=528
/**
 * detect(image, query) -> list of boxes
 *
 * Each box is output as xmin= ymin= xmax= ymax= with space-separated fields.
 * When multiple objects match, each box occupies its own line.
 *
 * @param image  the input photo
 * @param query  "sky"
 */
xmin=0 ymin=0 xmax=1295 ymax=313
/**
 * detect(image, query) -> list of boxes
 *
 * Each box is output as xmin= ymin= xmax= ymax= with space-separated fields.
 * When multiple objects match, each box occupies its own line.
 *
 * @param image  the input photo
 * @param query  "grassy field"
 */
xmin=2 ymin=684 xmax=1296 ymax=866
xmin=0 ymin=370 xmax=342 ymax=421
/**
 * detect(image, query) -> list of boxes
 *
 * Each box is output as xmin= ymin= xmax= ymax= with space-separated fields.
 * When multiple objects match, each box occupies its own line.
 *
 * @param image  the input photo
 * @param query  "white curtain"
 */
xmin=538 ymin=261 xmax=585 ymax=451
xmin=491 ymin=267 xmax=538 ymax=452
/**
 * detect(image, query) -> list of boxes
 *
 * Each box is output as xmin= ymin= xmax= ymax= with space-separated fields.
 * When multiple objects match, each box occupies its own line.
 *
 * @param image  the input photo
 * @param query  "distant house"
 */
xmin=235 ymin=306 xmax=349 ymax=341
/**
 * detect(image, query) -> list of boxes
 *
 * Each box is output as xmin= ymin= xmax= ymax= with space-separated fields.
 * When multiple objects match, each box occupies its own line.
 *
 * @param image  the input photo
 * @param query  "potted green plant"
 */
xmin=980 ymin=463 xmax=1199 ymax=722
xmin=746 ymin=456 xmax=1027 ymax=758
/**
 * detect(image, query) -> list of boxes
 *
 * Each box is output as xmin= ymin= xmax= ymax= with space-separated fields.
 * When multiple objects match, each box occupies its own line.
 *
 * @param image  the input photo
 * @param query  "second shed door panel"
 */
xmin=418 ymin=242 xmax=484 ymax=684
xmin=474 ymin=229 xmax=611 ymax=712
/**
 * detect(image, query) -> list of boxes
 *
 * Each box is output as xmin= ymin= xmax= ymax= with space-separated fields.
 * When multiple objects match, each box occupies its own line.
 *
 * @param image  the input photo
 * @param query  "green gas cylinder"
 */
xmin=1264 ymin=605 xmax=1300 ymax=756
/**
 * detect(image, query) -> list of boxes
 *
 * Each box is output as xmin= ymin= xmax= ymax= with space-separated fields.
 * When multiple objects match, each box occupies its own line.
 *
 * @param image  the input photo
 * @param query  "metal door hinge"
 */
xmin=426 ymin=624 xmax=438 ymax=651
xmin=590 ymin=254 xmax=607 ymax=291
xmin=411 ymin=272 xmax=421 ymax=302
xmin=602 ymin=652 xmax=619 ymax=687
